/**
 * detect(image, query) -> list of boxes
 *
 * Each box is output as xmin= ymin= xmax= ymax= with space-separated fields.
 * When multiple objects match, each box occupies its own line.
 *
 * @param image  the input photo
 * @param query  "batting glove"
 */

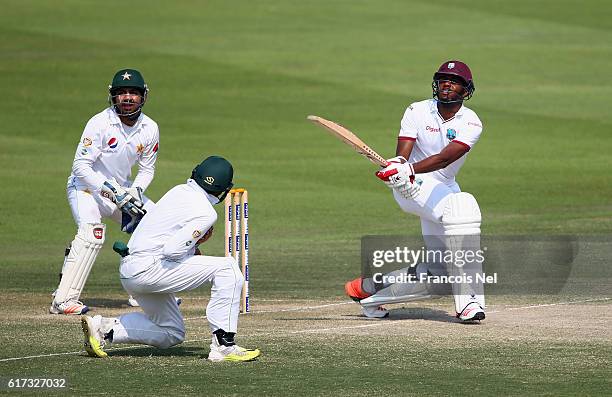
xmin=376 ymin=162 xmax=415 ymax=188
xmin=397 ymin=176 xmax=422 ymax=199
xmin=385 ymin=155 xmax=407 ymax=165
xmin=376 ymin=162 xmax=421 ymax=199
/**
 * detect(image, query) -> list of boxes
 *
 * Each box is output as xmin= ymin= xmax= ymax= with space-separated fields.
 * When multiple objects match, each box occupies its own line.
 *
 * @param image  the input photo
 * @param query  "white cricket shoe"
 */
xmin=81 ymin=315 xmax=107 ymax=358
xmin=457 ymin=302 xmax=485 ymax=322
xmin=49 ymin=300 xmax=89 ymax=315
xmin=361 ymin=305 xmax=389 ymax=318
xmin=128 ymin=295 xmax=182 ymax=307
xmin=207 ymin=336 xmax=261 ymax=362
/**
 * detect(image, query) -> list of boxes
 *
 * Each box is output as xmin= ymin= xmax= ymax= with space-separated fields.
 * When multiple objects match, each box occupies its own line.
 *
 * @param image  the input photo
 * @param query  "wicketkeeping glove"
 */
xmin=101 ymin=180 xmax=146 ymax=218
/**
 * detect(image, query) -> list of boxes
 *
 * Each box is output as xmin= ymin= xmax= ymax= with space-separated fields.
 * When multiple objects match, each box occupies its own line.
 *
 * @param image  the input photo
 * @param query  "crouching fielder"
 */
xmin=345 ymin=60 xmax=486 ymax=322
xmin=81 ymin=156 xmax=261 ymax=362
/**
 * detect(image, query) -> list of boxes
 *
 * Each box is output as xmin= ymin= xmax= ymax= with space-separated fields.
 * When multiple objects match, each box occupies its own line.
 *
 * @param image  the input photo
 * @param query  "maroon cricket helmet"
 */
xmin=432 ymin=60 xmax=475 ymax=102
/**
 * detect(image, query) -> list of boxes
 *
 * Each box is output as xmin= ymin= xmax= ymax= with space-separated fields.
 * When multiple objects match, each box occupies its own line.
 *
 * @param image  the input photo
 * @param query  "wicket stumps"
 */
xmin=224 ymin=188 xmax=249 ymax=313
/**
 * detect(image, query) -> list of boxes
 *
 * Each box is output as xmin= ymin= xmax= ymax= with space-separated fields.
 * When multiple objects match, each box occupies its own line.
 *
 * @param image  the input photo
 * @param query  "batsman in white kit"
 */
xmin=345 ymin=60 xmax=486 ymax=322
xmin=81 ymin=156 xmax=261 ymax=362
xmin=50 ymin=68 xmax=160 ymax=315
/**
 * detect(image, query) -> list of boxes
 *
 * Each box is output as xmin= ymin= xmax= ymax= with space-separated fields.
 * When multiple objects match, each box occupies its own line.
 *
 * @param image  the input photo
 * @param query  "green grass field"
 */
xmin=1 ymin=1 xmax=611 ymax=396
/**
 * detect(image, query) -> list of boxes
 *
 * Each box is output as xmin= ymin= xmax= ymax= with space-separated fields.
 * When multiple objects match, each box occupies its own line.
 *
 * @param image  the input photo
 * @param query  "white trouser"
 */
xmin=369 ymin=176 xmax=484 ymax=312
xmin=111 ymin=255 xmax=244 ymax=349
xmin=392 ymin=175 xmax=460 ymax=252
xmin=392 ymin=176 xmax=461 ymax=225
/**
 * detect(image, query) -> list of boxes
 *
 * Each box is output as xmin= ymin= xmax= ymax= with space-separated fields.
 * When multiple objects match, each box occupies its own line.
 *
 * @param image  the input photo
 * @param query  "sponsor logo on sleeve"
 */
xmin=446 ymin=128 xmax=457 ymax=140
xmin=82 ymin=137 xmax=92 ymax=147
xmin=136 ymin=144 xmax=145 ymax=154
xmin=108 ymin=137 xmax=118 ymax=149
xmin=468 ymin=121 xmax=482 ymax=128
xmin=192 ymin=230 xmax=202 ymax=239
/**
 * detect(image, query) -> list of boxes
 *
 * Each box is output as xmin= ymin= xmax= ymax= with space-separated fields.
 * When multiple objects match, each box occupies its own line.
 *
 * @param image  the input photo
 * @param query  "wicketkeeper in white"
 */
xmin=50 ymin=68 xmax=159 ymax=315
xmin=345 ymin=60 xmax=486 ymax=322
xmin=81 ymin=156 xmax=261 ymax=362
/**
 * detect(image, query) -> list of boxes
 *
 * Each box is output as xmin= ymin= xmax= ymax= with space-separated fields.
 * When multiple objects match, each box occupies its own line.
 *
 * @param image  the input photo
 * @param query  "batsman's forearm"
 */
xmin=413 ymin=143 xmax=468 ymax=174
xmin=412 ymin=155 xmax=454 ymax=174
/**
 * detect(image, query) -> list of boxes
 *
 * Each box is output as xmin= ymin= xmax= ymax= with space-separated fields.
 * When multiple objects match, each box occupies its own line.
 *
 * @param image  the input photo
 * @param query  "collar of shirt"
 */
xmin=429 ymin=99 xmax=465 ymax=118
xmin=186 ymin=178 xmax=220 ymax=205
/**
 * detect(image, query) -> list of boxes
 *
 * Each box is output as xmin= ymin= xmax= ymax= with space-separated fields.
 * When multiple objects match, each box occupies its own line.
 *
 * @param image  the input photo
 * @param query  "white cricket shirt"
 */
xmin=126 ymin=179 xmax=217 ymax=265
xmin=68 ymin=107 xmax=159 ymax=192
xmin=398 ymin=99 xmax=483 ymax=184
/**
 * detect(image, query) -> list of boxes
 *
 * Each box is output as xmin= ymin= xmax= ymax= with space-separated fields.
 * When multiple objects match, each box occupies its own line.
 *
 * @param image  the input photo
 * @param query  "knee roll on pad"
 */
xmin=442 ymin=192 xmax=481 ymax=236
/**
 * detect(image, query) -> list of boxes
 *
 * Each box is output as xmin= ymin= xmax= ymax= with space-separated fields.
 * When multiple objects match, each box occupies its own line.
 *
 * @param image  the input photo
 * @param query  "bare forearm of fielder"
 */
xmin=395 ymin=140 xmax=469 ymax=174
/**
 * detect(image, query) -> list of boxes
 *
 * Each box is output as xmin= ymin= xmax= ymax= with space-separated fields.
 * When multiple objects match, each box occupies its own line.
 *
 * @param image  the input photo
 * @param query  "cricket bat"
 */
xmin=307 ymin=115 xmax=388 ymax=167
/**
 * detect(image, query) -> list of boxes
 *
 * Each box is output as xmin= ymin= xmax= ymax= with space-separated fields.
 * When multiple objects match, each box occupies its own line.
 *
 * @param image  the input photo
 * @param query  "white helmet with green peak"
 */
xmin=108 ymin=68 xmax=149 ymax=119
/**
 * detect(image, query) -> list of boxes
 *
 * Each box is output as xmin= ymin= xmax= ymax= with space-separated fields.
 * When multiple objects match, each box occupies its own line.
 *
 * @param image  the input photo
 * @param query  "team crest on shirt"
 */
xmin=446 ymin=128 xmax=457 ymax=140
xmin=192 ymin=230 xmax=202 ymax=239
xmin=82 ymin=137 xmax=92 ymax=147
xmin=108 ymin=137 xmax=118 ymax=149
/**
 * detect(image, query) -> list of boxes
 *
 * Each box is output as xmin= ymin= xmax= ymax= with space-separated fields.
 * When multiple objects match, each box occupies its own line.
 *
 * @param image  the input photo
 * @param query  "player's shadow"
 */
xmin=343 ymin=307 xmax=457 ymax=323
xmin=388 ymin=307 xmax=457 ymax=323
xmin=86 ymin=298 xmax=133 ymax=309
xmin=109 ymin=345 xmax=208 ymax=358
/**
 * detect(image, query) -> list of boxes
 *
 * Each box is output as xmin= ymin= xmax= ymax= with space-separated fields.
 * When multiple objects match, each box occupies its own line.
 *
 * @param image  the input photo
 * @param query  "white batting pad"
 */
xmin=442 ymin=193 xmax=485 ymax=313
xmin=54 ymin=223 xmax=106 ymax=303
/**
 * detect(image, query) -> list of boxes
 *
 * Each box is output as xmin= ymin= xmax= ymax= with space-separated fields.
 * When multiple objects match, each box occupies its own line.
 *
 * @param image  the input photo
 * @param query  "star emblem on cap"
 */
xmin=122 ymin=72 xmax=132 ymax=80
xmin=136 ymin=144 xmax=145 ymax=154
